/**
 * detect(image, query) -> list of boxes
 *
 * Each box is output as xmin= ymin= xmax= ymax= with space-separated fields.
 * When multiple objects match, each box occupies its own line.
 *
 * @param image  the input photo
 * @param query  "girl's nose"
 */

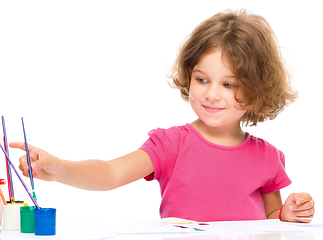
xmin=205 ymin=85 xmax=221 ymax=101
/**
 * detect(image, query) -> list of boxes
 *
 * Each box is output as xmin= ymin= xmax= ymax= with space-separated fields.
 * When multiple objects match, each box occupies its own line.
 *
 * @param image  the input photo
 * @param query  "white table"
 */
xmin=1 ymin=219 xmax=323 ymax=240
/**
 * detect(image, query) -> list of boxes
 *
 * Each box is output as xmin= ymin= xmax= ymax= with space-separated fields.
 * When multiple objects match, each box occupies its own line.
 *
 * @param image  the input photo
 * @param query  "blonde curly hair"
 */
xmin=170 ymin=9 xmax=297 ymax=126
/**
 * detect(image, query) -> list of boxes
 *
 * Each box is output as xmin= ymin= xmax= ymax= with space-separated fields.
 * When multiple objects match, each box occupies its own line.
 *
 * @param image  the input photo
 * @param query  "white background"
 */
xmin=0 ymin=0 xmax=322 ymax=224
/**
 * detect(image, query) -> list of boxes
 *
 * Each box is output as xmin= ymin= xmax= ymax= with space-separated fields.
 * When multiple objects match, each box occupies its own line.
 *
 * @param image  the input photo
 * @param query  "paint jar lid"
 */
xmin=7 ymin=200 xmax=25 ymax=204
xmin=34 ymin=208 xmax=56 ymax=217
xmin=0 ymin=179 xmax=5 ymax=185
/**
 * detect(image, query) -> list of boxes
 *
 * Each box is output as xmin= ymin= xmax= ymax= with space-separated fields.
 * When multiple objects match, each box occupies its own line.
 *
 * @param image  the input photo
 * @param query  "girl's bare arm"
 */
xmin=10 ymin=142 xmax=154 ymax=191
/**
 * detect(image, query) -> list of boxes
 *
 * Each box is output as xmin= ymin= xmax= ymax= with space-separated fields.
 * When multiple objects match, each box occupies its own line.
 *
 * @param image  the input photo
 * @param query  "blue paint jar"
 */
xmin=34 ymin=208 xmax=56 ymax=235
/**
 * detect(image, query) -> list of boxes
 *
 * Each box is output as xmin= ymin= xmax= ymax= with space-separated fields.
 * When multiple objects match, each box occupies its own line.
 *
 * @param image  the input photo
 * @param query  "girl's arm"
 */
xmin=262 ymin=190 xmax=282 ymax=219
xmin=9 ymin=142 xmax=154 ymax=191
xmin=262 ymin=190 xmax=315 ymax=223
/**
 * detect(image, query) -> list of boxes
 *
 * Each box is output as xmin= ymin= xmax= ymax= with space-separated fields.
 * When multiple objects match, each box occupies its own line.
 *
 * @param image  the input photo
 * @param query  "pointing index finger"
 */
xmin=10 ymin=142 xmax=28 ymax=151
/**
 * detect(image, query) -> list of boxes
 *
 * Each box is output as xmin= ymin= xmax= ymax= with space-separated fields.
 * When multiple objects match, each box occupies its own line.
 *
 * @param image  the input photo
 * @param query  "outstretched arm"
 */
xmin=9 ymin=142 xmax=154 ymax=191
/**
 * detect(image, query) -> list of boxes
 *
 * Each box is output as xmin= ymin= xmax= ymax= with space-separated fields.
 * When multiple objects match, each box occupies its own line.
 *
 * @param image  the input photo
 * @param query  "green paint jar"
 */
xmin=20 ymin=206 xmax=36 ymax=233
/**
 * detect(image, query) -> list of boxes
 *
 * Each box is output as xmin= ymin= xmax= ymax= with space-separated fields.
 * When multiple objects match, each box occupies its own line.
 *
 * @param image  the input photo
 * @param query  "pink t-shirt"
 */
xmin=140 ymin=124 xmax=292 ymax=222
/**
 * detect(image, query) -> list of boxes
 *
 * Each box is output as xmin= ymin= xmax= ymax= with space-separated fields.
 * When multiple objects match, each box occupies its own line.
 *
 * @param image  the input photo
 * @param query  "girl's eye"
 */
xmin=224 ymin=83 xmax=235 ymax=89
xmin=197 ymin=78 xmax=208 ymax=84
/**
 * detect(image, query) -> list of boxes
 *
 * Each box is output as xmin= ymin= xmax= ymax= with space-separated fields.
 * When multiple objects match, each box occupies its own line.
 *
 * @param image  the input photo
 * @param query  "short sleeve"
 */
xmin=139 ymin=127 xmax=180 ymax=182
xmin=260 ymin=151 xmax=292 ymax=194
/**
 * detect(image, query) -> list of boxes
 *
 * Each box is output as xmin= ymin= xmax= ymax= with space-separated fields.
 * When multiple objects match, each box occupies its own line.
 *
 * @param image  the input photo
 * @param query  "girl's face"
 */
xmin=189 ymin=50 xmax=246 ymax=129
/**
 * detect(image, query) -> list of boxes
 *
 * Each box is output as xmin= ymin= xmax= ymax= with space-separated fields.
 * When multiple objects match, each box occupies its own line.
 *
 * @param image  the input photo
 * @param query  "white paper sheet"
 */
xmin=108 ymin=218 xmax=323 ymax=237
xmin=109 ymin=218 xmax=200 ymax=234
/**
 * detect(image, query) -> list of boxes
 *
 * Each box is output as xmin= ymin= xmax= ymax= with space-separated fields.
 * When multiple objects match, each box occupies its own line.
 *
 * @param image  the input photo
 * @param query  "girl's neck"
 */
xmin=190 ymin=119 xmax=246 ymax=147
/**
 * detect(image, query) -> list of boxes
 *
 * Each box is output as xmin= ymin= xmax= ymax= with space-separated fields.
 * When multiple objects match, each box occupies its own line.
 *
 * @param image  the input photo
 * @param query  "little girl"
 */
xmin=11 ymin=9 xmax=314 ymax=222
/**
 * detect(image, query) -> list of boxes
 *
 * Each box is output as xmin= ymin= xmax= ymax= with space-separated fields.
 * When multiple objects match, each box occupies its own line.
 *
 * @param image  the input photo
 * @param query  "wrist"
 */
xmin=54 ymin=158 xmax=66 ymax=182
xmin=279 ymin=205 xmax=286 ymax=222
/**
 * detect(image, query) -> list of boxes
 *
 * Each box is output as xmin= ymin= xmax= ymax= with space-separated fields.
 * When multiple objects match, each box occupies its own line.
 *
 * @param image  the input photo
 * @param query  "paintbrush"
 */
xmin=0 ymin=143 xmax=39 ymax=208
xmin=21 ymin=117 xmax=37 ymax=202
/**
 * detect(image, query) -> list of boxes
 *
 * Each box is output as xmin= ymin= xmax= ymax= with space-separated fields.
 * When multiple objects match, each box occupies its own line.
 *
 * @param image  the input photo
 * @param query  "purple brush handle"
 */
xmin=1 ymin=116 xmax=14 ymax=199
xmin=0 ymin=143 xmax=39 ymax=208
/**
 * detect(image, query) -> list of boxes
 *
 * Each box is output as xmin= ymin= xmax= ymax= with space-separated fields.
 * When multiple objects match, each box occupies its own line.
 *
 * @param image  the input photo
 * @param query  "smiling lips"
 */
xmin=203 ymin=105 xmax=225 ymax=113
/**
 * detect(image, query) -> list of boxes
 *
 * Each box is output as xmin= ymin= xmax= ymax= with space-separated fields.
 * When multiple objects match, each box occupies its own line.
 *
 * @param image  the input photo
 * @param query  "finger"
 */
xmin=18 ymin=155 xmax=38 ymax=176
xmin=14 ymin=142 xmax=40 ymax=165
xmin=290 ymin=201 xmax=314 ymax=212
xmin=27 ymin=150 xmax=39 ymax=163
xmin=20 ymin=153 xmax=32 ymax=165
xmin=19 ymin=167 xmax=29 ymax=177
xmin=19 ymin=155 xmax=29 ymax=171
xmin=31 ymin=157 xmax=45 ymax=171
xmin=298 ymin=192 xmax=313 ymax=204
xmin=295 ymin=217 xmax=313 ymax=223
xmin=287 ymin=193 xmax=301 ymax=204
xmin=9 ymin=142 xmax=27 ymax=151
xmin=19 ymin=163 xmax=28 ymax=174
xmin=289 ymin=192 xmax=311 ymax=206
xmin=10 ymin=142 xmax=38 ymax=157
xmin=19 ymin=162 xmax=40 ymax=178
xmin=22 ymin=172 xmax=30 ymax=178
xmin=294 ymin=208 xmax=315 ymax=218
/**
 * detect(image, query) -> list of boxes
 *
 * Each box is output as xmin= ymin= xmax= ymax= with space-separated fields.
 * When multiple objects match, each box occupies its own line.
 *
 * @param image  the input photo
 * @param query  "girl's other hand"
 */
xmin=282 ymin=192 xmax=315 ymax=223
xmin=9 ymin=142 xmax=62 ymax=182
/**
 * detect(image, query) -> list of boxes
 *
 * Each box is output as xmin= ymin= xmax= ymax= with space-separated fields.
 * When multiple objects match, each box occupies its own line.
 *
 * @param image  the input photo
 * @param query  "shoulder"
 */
xmin=249 ymin=134 xmax=279 ymax=150
xmin=143 ymin=124 xmax=195 ymax=156
xmin=248 ymin=134 xmax=284 ymax=160
xmin=141 ymin=124 xmax=190 ymax=181
xmin=147 ymin=124 xmax=191 ymax=140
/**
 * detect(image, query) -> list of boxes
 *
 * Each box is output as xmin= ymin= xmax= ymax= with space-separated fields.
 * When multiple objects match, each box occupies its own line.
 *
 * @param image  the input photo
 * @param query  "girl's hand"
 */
xmin=9 ymin=142 xmax=62 ymax=182
xmin=281 ymin=192 xmax=315 ymax=223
